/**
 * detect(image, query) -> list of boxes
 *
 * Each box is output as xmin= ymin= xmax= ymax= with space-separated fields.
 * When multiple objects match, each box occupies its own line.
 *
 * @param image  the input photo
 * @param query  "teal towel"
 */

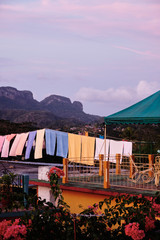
xmin=56 ymin=131 xmax=68 ymax=158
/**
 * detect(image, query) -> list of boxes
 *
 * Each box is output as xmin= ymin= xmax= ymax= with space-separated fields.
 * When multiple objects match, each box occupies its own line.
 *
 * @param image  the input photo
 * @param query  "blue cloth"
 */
xmin=99 ymin=135 xmax=104 ymax=139
xmin=45 ymin=129 xmax=56 ymax=156
xmin=25 ymin=131 xmax=37 ymax=159
xmin=56 ymin=131 xmax=68 ymax=158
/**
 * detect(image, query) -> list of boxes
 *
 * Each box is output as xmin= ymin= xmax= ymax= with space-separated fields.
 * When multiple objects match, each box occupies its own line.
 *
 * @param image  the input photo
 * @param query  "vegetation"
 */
xmin=0 ymin=170 xmax=160 ymax=240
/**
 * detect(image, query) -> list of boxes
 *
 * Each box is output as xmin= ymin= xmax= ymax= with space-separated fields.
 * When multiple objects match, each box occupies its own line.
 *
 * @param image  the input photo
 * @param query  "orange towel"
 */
xmin=16 ymin=132 xmax=29 ymax=156
xmin=68 ymin=133 xmax=81 ymax=162
xmin=81 ymin=135 xmax=95 ymax=165
xmin=9 ymin=134 xmax=22 ymax=156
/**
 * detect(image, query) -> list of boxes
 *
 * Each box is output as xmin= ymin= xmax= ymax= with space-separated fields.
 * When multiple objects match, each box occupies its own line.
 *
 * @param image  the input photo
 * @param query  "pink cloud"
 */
xmin=1 ymin=1 xmax=160 ymax=38
xmin=113 ymin=45 xmax=160 ymax=58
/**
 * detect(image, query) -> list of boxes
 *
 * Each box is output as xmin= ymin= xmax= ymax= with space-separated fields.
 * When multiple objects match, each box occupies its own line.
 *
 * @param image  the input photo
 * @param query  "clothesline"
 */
xmin=0 ymin=128 xmax=132 ymax=165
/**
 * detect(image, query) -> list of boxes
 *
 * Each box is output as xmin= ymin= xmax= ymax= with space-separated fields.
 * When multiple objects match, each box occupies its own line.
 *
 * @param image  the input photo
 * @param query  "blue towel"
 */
xmin=25 ymin=131 xmax=37 ymax=159
xmin=45 ymin=129 xmax=56 ymax=156
xmin=56 ymin=131 xmax=68 ymax=158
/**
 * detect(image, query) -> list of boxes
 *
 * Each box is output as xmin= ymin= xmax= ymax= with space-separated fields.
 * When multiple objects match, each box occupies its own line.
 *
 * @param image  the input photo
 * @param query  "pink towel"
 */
xmin=0 ymin=136 xmax=5 ymax=152
xmin=6 ymin=134 xmax=16 ymax=141
xmin=1 ymin=134 xmax=16 ymax=158
xmin=16 ymin=132 xmax=29 ymax=156
xmin=9 ymin=134 xmax=22 ymax=156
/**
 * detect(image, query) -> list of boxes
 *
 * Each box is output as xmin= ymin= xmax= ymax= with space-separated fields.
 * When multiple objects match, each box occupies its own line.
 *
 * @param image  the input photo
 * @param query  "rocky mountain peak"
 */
xmin=41 ymin=95 xmax=71 ymax=105
xmin=0 ymin=86 xmax=34 ymax=100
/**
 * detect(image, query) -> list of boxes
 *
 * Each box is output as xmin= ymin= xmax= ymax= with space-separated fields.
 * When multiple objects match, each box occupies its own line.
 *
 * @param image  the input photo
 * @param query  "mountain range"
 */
xmin=0 ymin=87 xmax=102 ymax=128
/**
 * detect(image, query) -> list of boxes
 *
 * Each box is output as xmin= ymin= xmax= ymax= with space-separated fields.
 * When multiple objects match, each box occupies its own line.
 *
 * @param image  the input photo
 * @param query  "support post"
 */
xmin=22 ymin=174 xmax=29 ymax=207
xmin=129 ymin=155 xmax=135 ymax=179
xmin=116 ymin=154 xmax=121 ymax=175
xmin=99 ymin=154 xmax=104 ymax=176
xmin=148 ymin=154 xmax=154 ymax=177
xmin=103 ymin=161 xmax=110 ymax=188
xmin=63 ymin=158 xmax=68 ymax=184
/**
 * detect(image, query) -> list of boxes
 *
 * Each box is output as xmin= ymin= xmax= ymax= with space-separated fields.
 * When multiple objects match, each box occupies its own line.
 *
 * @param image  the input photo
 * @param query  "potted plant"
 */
xmin=0 ymin=172 xmax=17 ymax=210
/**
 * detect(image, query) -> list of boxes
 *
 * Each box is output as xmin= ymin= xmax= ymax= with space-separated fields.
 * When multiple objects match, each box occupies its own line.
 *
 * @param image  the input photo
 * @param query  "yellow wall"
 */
xmin=62 ymin=189 xmax=114 ymax=213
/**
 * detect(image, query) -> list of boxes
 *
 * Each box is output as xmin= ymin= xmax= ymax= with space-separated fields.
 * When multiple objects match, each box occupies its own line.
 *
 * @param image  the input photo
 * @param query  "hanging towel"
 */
xmin=16 ymin=132 xmax=29 ymax=156
xmin=81 ymin=135 xmax=95 ymax=165
xmin=25 ymin=131 xmax=37 ymax=159
xmin=0 ymin=136 xmax=5 ymax=152
xmin=1 ymin=134 xmax=16 ymax=158
xmin=6 ymin=134 xmax=16 ymax=141
xmin=68 ymin=133 xmax=81 ymax=162
xmin=9 ymin=134 xmax=22 ymax=156
xmin=56 ymin=131 xmax=68 ymax=158
xmin=95 ymin=138 xmax=110 ymax=160
xmin=109 ymin=140 xmax=124 ymax=163
xmin=34 ymin=129 xmax=45 ymax=159
xmin=45 ymin=129 xmax=56 ymax=156
xmin=123 ymin=141 xmax=132 ymax=156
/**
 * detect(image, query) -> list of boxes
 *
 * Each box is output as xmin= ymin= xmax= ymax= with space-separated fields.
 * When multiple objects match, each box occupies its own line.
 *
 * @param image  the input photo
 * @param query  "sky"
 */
xmin=0 ymin=0 xmax=160 ymax=116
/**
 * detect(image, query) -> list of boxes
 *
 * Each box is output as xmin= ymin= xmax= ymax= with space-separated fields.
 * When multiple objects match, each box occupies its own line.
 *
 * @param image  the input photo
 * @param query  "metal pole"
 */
xmin=104 ymin=124 xmax=106 ymax=161
xmin=22 ymin=174 xmax=29 ymax=208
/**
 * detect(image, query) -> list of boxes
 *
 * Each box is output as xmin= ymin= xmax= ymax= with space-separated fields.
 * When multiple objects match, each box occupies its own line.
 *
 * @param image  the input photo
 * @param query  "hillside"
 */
xmin=0 ymin=87 xmax=102 ymax=128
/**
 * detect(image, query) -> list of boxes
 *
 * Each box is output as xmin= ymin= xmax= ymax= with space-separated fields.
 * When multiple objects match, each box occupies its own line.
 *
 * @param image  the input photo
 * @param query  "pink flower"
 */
xmin=0 ymin=219 xmax=27 ymax=240
xmin=125 ymin=222 xmax=145 ymax=240
xmin=145 ymin=216 xmax=155 ymax=232
xmin=152 ymin=202 xmax=160 ymax=217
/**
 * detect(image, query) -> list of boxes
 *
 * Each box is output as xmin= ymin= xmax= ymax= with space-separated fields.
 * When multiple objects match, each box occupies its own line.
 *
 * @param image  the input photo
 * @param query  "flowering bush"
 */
xmin=47 ymin=167 xmax=65 ymax=206
xmin=1 ymin=168 xmax=160 ymax=240
xmin=0 ymin=218 xmax=27 ymax=240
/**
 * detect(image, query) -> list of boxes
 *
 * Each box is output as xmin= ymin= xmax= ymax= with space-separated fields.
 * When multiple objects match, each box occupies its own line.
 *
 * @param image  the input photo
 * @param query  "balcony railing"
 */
xmin=62 ymin=154 xmax=160 ymax=192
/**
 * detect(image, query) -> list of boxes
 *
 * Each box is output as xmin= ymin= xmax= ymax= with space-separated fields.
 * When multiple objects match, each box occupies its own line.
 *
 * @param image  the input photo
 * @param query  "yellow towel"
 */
xmin=68 ymin=133 xmax=81 ymax=162
xmin=81 ymin=135 xmax=95 ymax=165
xmin=34 ymin=129 xmax=45 ymax=159
xmin=16 ymin=132 xmax=29 ymax=156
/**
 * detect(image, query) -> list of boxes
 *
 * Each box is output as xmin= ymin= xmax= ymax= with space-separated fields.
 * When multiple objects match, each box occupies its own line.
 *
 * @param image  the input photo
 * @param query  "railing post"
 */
xmin=63 ymin=158 xmax=68 ymax=184
xmin=116 ymin=154 xmax=121 ymax=175
xmin=129 ymin=155 xmax=135 ymax=179
xmin=148 ymin=154 xmax=154 ymax=177
xmin=22 ymin=174 xmax=29 ymax=207
xmin=103 ymin=160 xmax=110 ymax=189
xmin=99 ymin=154 xmax=104 ymax=176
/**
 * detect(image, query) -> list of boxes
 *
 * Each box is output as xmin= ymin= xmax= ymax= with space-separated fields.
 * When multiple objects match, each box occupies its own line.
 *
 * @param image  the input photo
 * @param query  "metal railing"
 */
xmin=67 ymin=158 xmax=103 ymax=187
xmin=109 ymin=154 xmax=160 ymax=191
xmin=64 ymin=154 xmax=160 ymax=192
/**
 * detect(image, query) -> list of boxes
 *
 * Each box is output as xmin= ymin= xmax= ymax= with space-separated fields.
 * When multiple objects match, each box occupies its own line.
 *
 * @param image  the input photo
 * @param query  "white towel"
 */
xmin=95 ymin=138 xmax=110 ymax=160
xmin=109 ymin=140 xmax=124 ymax=163
xmin=123 ymin=141 xmax=132 ymax=156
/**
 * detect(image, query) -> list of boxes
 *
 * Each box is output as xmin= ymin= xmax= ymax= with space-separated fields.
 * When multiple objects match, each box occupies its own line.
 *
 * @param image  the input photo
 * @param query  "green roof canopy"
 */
xmin=104 ymin=90 xmax=160 ymax=125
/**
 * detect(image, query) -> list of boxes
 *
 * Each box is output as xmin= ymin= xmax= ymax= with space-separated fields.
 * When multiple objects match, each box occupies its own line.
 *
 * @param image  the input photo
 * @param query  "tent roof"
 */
xmin=104 ymin=90 xmax=160 ymax=125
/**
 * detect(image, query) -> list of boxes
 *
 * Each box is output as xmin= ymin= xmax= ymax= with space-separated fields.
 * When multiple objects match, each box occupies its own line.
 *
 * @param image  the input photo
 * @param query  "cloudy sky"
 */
xmin=0 ymin=0 xmax=160 ymax=116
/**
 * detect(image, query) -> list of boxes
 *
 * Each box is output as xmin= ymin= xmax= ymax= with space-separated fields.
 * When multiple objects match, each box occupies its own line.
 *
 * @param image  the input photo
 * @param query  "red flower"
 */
xmin=125 ymin=222 xmax=145 ymax=240
xmin=47 ymin=167 xmax=64 ymax=180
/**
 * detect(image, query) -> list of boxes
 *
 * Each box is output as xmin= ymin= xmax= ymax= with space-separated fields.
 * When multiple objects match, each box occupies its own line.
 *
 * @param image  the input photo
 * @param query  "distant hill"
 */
xmin=0 ymin=87 xmax=102 ymax=128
